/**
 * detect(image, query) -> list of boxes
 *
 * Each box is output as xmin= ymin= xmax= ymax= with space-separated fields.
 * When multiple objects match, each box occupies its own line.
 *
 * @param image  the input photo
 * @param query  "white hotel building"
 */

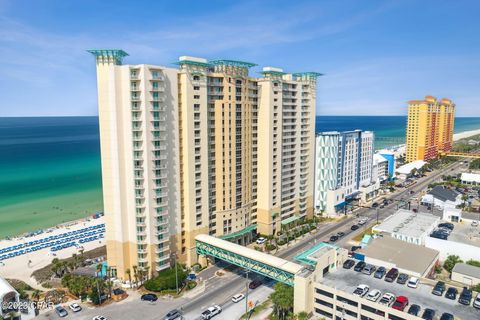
xmin=314 ymin=130 xmax=375 ymax=216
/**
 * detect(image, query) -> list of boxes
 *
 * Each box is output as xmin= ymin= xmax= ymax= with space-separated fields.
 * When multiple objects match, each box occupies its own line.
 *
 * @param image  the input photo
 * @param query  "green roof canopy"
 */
xmin=210 ymin=59 xmax=257 ymax=68
xmin=293 ymin=72 xmax=324 ymax=79
xmin=220 ymin=224 xmax=257 ymax=240
xmin=174 ymin=60 xmax=211 ymax=67
xmin=281 ymin=215 xmax=301 ymax=225
xmin=261 ymin=70 xmax=286 ymax=76
xmin=87 ymin=49 xmax=129 ymax=64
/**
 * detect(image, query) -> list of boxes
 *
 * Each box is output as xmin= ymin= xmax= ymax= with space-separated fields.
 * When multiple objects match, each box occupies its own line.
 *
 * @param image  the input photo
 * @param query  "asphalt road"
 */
xmin=36 ymin=160 xmax=467 ymax=320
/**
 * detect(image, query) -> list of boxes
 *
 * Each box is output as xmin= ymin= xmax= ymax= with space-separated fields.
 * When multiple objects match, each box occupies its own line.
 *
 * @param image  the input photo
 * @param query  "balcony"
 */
xmin=156 ymin=255 xmax=170 ymax=263
xmin=131 ymin=96 xmax=141 ymax=101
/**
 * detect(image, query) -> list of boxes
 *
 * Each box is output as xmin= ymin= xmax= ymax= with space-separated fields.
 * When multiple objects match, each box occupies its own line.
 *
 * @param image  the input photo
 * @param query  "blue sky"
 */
xmin=1 ymin=0 xmax=479 ymax=117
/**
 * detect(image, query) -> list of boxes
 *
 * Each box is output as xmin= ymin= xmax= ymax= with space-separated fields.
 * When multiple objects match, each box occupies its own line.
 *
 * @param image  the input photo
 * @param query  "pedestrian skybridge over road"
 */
xmin=195 ymin=234 xmax=304 ymax=286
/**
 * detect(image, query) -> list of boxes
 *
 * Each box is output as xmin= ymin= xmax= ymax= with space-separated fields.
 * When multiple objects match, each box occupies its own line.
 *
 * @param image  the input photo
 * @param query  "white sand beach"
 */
xmin=0 ymin=216 xmax=105 ymax=289
xmin=453 ymin=128 xmax=480 ymax=141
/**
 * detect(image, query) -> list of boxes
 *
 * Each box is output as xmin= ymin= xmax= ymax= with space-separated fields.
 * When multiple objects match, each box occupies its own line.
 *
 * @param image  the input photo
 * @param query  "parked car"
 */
xmin=256 ymin=237 xmax=267 ymax=244
xmin=438 ymin=222 xmax=454 ymax=230
xmin=474 ymin=292 xmax=480 ymax=309
xmin=329 ymin=235 xmax=339 ymax=242
xmin=407 ymin=277 xmax=419 ymax=288
xmin=362 ymin=264 xmax=376 ymax=275
xmin=396 ymin=273 xmax=409 ymax=284
xmin=384 ymin=268 xmax=399 ymax=282
xmin=374 ymin=266 xmax=387 ymax=279
xmin=366 ymin=289 xmax=382 ymax=302
xmin=430 ymin=231 xmax=448 ymax=240
xmin=201 ymin=305 xmax=222 ymax=320
xmin=336 ymin=231 xmax=345 ymax=237
xmin=343 ymin=259 xmax=355 ymax=269
xmin=249 ymin=280 xmax=262 ymax=289
xmin=459 ymin=287 xmax=472 ymax=305
xmin=432 ymin=281 xmax=446 ymax=296
xmin=378 ymin=293 xmax=395 ymax=306
xmin=353 ymin=284 xmax=369 ymax=297
xmin=92 ymin=317 xmax=108 ymax=320
xmin=392 ymin=296 xmax=409 ymax=311
xmin=354 ymin=261 xmax=366 ymax=272
xmin=445 ymin=287 xmax=458 ymax=300
xmin=351 ymin=224 xmax=359 ymax=231
xmin=440 ymin=313 xmax=454 ymax=320
xmin=471 ymin=220 xmax=479 ymax=227
xmin=232 ymin=294 xmax=245 ymax=303
xmin=407 ymin=304 xmax=421 ymax=316
xmin=422 ymin=308 xmax=435 ymax=320
xmin=350 ymin=245 xmax=361 ymax=251
xmin=164 ymin=309 xmax=182 ymax=320
xmin=372 ymin=202 xmax=379 ymax=208
xmin=141 ymin=293 xmax=158 ymax=302
xmin=69 ymin=303 xmax=82 ymax=312
xmin=186 ymin=273 xmax=197 ymax=281
xmin=55 ymin=306 xmax=68 ymax=318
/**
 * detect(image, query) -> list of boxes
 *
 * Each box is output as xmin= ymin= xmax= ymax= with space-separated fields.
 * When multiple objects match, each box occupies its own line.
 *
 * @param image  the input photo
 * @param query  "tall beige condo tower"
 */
xmin=255 ymin=69 xmax=319 ymax=236
xmin=89 ymin=50 xmax=181 ymax=280
xmin=90 ymin=50 xmax=320 ymax=271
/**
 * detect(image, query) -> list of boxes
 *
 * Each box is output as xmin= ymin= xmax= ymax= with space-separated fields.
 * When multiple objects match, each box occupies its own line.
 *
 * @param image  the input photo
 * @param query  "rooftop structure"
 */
xmin=373 ymin=209 xmax=439 ymax=245
xmin=293 ymin=242 xmax=346 ymax=266
xmin=358 ymin=235 xmax=439 ymax=277
xmin=395 ymin=160 xmax=427 ymax=176
xmin=461 ymin=172 xmax=480 ymax=185
xmin=452 ymin=263 xmax=480 ymax=282
xmin=428 ymin=185 xmax=461 ymax=202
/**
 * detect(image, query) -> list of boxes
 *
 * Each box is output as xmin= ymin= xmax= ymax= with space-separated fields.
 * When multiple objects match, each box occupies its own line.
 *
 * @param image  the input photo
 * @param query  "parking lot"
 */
xmin=323 ymin=266 xmax=480 ymax=319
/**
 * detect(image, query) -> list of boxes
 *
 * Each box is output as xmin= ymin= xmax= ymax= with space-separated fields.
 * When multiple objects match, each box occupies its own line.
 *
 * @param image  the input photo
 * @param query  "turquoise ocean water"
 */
xmin=0 ymin=116 xmax=478 ymax=237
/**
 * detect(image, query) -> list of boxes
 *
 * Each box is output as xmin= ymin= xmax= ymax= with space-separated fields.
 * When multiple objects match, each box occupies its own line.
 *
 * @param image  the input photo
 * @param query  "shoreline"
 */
xmin=453 ymin=128 xmax=480 ymax=141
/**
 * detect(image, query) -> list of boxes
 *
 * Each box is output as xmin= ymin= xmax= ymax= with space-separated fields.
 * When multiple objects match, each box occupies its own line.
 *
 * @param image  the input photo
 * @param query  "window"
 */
xmin=194 ymin=86 xmax=200 ymax=90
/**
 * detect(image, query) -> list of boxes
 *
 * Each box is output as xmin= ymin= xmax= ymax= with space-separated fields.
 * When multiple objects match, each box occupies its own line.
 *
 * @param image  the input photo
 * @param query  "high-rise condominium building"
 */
xmin=89 ymin=50 xmax=319 ymax=279
xmin=406 ymin=96 xmax=455 ymax=163
xmin=88 ymin=50 xmax=181 ymax=279
xmin=314 ymin=130 xmax=374 ymax=216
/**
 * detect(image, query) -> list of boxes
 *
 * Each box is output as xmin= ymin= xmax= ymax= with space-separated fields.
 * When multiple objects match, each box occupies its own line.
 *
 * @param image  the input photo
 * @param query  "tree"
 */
xmin=144 ymin=264 xmax=187 ymax=292
xmin=466 ymin=259 xmax=480 ymax=268
xmin=270 ymin=282 xmax=294 ymax=320
xmin=444 ymin=255 xmax=463 ymax=273
xmin=296 ymin=311 xmax=309 ymax=320
xmin=126 ymin=268 xmax=132 ymax=287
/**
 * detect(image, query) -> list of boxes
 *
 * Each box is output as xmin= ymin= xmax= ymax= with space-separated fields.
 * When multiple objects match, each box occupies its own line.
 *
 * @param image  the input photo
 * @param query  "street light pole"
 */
xmin=172 ymin=253 xmax=179 ymax=294
xmin=245 ymin=270 xmax=249 ymax=314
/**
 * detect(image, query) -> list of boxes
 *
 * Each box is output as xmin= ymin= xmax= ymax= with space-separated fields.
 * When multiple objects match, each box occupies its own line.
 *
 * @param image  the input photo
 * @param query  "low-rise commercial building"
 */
xmin=356 ymin=235 xmax=439 ymax=278
xmin=421 ymin=185 xmax=462 ymax=209
xmin=461 ymin=172 xmax=480 ymax=186
xmin=394 ymin=160 xmax=427 ymax=180
xmin=372 ymin=153 xmax=389 ymax=183
xmin=451 ymin=263 xmax=480 ymax=286
xmin=373 ymin=209 xmax=439 ymax=245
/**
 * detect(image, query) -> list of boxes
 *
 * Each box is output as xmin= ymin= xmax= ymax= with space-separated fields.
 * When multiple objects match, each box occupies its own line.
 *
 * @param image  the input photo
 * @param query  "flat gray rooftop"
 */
xmin=374 ymin=209 xmax=439 ymax=238
xmin=358 ymin=236 xmax=439 ymax=276
xmin=447 ymin=222 xmax=480 ymax=247
xmin=323 ymin=267 xmax=480 ymax=320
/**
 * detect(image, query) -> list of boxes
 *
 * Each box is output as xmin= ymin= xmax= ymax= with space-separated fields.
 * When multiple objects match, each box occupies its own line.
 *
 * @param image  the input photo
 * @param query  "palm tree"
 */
xmin=126 ymin=268 xmax=132 ymax=288
xmin=96 ymin=263 xmax=103 ymax=277
xmin=106 ymin=280 xmax=114 ymax=299
xmin=144 ymin=265 xmax=150 ymax=281
xmin=31 ymin=289 xmax=41 ymax=315
xmin=132 ymin=265 xmax=139 ymax=288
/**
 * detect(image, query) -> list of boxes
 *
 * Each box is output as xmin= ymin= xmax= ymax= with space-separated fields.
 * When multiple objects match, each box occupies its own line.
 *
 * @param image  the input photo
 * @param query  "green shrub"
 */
xmin=144 ymin=264 xmax=187 ymax=292
xmin=186 ymin=281 xmax=197 ymax=290
xmin=265 ymin=244 xmax=277 ymax=251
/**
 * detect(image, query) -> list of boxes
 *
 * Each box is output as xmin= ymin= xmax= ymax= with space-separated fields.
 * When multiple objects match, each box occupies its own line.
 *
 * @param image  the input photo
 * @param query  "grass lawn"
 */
xmin=352 ymin=225 xmax=375 ymax=242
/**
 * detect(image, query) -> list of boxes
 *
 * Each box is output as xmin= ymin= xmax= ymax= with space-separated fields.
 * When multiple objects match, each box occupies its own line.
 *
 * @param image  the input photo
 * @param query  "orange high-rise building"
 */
xmin=405 ymin=96 xmax=455 ymax=163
